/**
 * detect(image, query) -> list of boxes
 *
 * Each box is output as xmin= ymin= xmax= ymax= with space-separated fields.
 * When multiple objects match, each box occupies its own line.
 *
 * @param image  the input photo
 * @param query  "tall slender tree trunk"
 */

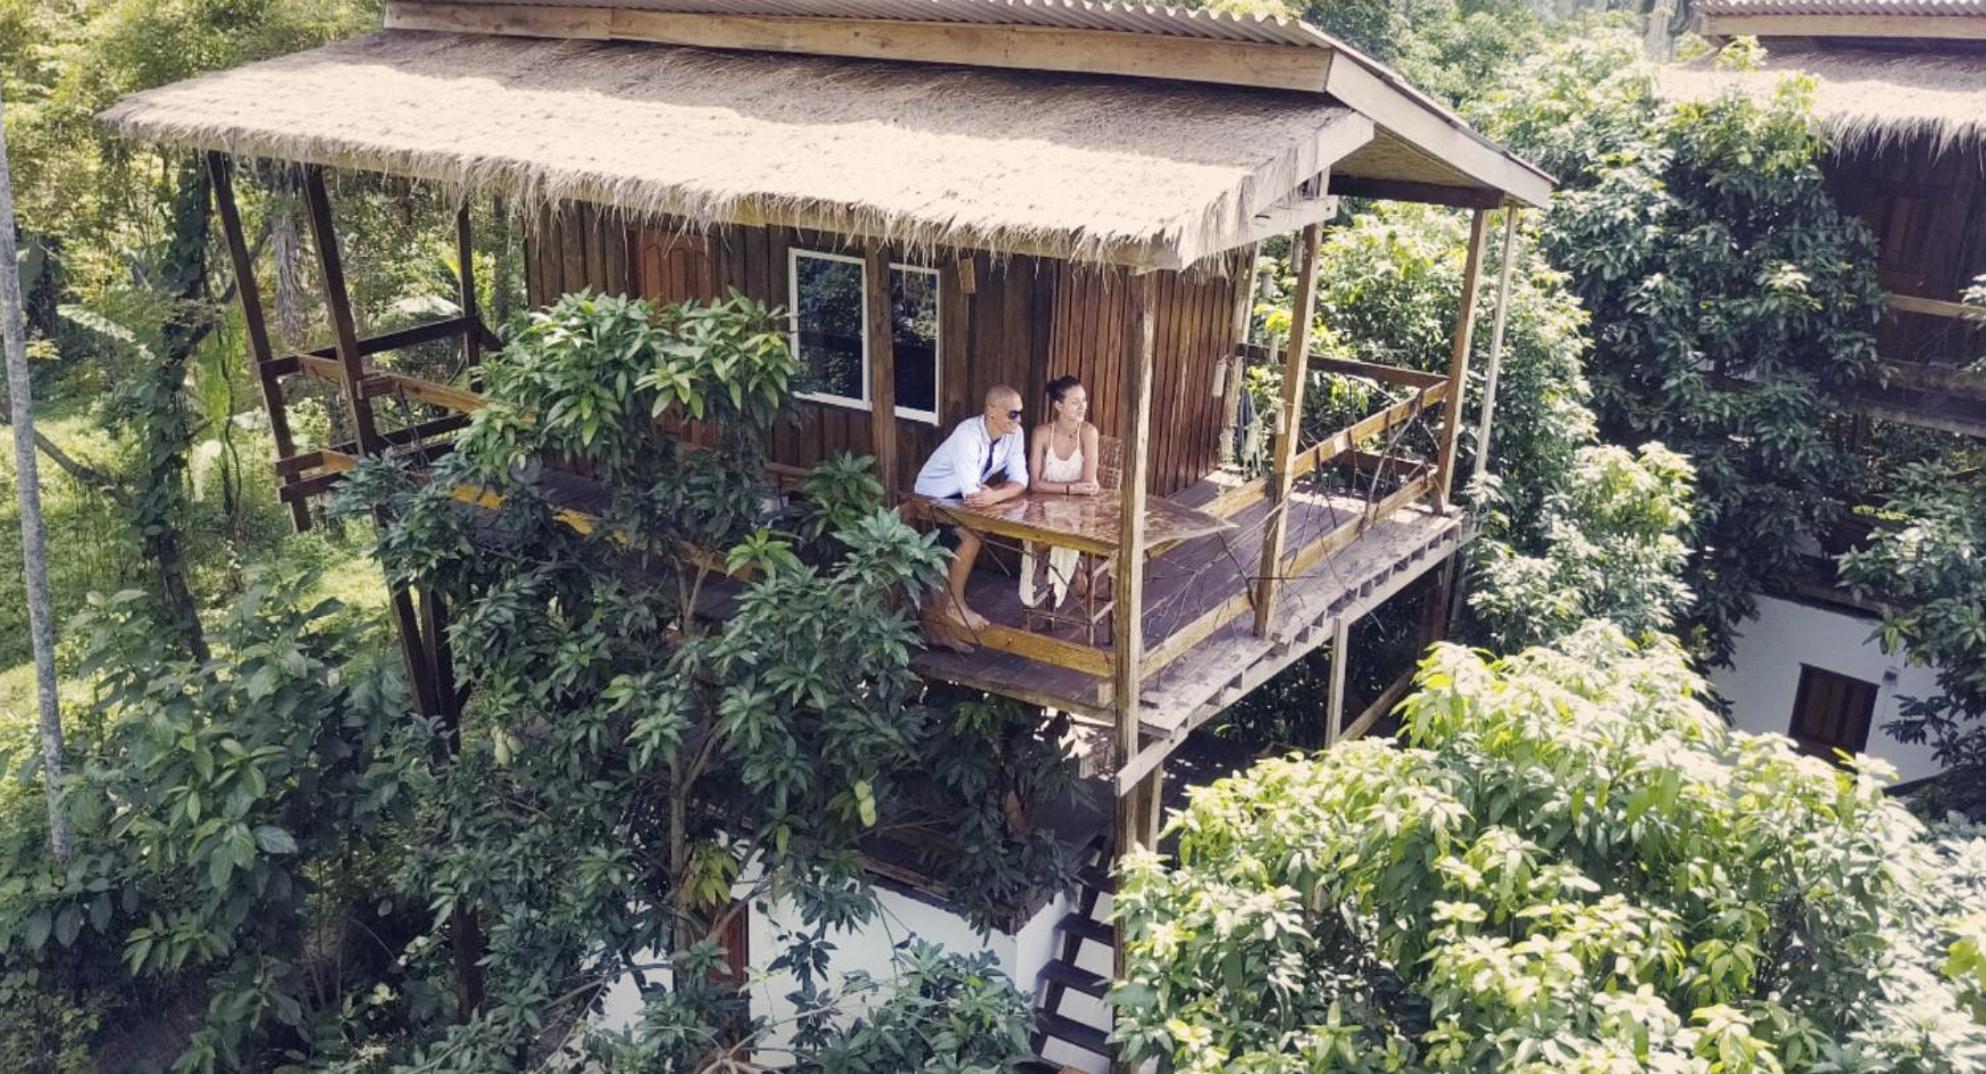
xmin=0 ymin=82 xmax=72 ymax=861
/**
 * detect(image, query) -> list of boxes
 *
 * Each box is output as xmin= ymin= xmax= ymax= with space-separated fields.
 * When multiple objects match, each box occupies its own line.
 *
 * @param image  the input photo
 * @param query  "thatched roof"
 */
xmin=101 ymin=29 xmax=1384 ymax=266
xmin=1654 ymin=49 xmax=1986 ymax=150
xmin=1698 ymin=0 xmax=1986 ymax=13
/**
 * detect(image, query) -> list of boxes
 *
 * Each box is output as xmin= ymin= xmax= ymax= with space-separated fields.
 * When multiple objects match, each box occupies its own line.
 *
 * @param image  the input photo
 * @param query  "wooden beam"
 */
xmin=1310 ymin=355 xmax=1450 ymax=390
xmin=1472 ymin=209 xmax=1519 ymax=485
xmin=360 ymin=371 xmax=490 ymax=413
xmin=1879 ymin=359 xmax=1986 ymax=402
xmin=289 ymin=314 xmax=480 ymax=366
xmin=383 ymin=1 xmax=1340 ymax=93
xmin=1698 ymin=12 xmax=1986 ymax=40
xmin=1253 ymin=220 xmax=1324 ymax=638
xmin=1433 ymin=208 xmax=1489 ymax=509
xmin=457 ymin=202 xmax=483 ymax=370
xmin=864 ymin=244 xmax=898 ymax=505
xmin=1329 ymin=174 xmax=1507 ymax=210
xmin=1889 ymin=292 xmax=1986 ymax=322
xmin=208 ymin=153 xmax=311 ymax=531
xmin=1322 ymin=59 xmax=1553 ymax=209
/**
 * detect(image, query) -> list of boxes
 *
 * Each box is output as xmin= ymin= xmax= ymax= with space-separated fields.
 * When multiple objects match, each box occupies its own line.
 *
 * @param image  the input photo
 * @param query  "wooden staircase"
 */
xmin=1031 ymin=835 xmax=1118 ymax=1068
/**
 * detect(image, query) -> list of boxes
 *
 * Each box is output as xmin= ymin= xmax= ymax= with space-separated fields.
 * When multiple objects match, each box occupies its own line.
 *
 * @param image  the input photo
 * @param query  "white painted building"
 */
xmin=1712 ymin=593 xmax=1946 ymax=784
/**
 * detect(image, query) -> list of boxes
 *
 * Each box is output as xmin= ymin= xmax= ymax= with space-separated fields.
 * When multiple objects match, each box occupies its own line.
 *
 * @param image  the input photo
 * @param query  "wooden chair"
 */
xmin=1025 ymin=435 xmax=1122 ymax=645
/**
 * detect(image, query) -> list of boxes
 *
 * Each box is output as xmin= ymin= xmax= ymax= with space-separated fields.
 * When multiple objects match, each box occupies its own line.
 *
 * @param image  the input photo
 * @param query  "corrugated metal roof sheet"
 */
xmin=464 ymin=0 xmax=1342 ymax=48
xmin=1697 ymin=0 xmax=1986 ymax=16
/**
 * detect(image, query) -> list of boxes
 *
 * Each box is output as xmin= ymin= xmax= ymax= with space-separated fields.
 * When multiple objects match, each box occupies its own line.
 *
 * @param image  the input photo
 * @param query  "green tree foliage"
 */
xmin=1473 ymin=34 xmax=1886 ymax=663
xmin=1114 ymin=623 xmax=1986 ymax=1073
xmin=1469 ymin=442 xmax=1696 ymax=651
xmin=332 ymin=291 xmax=1074 ymax=1070
xmin=1840 ymin=462 xmax=1986 ymax=817
xmin=0 ymin=570 xmax=411 ymax=1073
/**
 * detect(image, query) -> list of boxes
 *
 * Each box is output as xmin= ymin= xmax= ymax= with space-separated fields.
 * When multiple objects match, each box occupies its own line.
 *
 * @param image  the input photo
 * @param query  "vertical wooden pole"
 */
xmin=1252 ymin=222 xmax=1323 ymax=638
xmin=1472 ymin=209 xmax=1520 ymax=485
xmin=456 ymin=201 xmax=482 ymax=370
xmin=300 ymin=166 xmax=440 ymax=721
xmin=1324 ymin=616 xmax=1350 ymax=746
xmin=1434 ymin=208 xmax=1491 ymax=509
xmin=1111 ymin=272 xmax=1159 ymax=1073
xmin=864 ymin=245 xmax=899 ymax=504
xmin=208 ymin=153 xmax=311 ymax=531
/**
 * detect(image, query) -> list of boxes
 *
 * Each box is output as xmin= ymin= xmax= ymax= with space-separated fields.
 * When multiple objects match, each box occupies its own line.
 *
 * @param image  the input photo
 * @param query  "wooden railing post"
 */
xmin=1435 ymin=208 xmax=1491 ymax=508
xmin=1251 ymin=221 xmax=1323 ymax=638
xmin=863 ymin=244 xmax=898 ymax=504
xmin=207 ymin=153 xmax=311 ymax=532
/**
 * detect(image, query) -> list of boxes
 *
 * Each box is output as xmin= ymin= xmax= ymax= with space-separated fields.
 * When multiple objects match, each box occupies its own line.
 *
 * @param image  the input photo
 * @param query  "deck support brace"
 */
xmin=1252 ymin=216 xmax=1325 ymax=638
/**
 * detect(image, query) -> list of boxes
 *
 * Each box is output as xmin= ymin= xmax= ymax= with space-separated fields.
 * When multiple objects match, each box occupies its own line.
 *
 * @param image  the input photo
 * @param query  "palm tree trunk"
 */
xmin=0 ymin=81 xmax=72 ymax=861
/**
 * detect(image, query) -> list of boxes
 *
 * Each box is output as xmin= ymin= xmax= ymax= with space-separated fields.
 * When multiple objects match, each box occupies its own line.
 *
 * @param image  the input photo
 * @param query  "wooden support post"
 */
xmin=1472 ymin=209 xmax=1520 ymax=485
xmin=1324 ymin=616 xmax=1350 ymax=746
xmin=1251 ymin=221 xmax=1323 ymax=638
xmin=456 ymin=201 xmax=482 ymax=370
xmin=864 ymin=244 xmax=898 ymax=504
xmin=1434 ymin=208 xmax=1491 ymax=509
xmin=208 ymin=153 xmax=311 ymax=532
xmin=1109 ymin=274 xmax=1160 ymax=1074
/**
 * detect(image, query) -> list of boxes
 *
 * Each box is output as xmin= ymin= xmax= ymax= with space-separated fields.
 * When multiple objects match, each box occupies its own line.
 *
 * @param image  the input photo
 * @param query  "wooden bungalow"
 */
xmin=102 ymin=3 xmax=1550 ymax=1064
xmin=1662 ymin=0 xmax=1986 ymax=437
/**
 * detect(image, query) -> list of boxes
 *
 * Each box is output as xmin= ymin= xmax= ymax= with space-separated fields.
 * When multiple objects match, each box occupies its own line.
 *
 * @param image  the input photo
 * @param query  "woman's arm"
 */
xmin=1079 ymin=423 xmax=1101 ymax=492
xmin=1028 ymin=424 xmax=1048 ymax=488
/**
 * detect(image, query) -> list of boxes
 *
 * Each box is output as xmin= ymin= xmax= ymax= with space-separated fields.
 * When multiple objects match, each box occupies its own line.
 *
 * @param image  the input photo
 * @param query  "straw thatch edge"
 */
xmin=97 ymin=35 xmax=1367 ymax=269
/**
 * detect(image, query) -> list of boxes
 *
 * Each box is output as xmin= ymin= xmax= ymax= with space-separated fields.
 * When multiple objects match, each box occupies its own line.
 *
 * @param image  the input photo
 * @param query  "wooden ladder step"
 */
xmin=1035 ymin=1010 xmax=1113 ymax=1058
xmin=1040 ymin=959 xmax=1110 ymax=999
xmin=1059 ymin=913 xmax=1116 ymax=948
xmin=1076 ymin=865 xmax=1113 ymax=893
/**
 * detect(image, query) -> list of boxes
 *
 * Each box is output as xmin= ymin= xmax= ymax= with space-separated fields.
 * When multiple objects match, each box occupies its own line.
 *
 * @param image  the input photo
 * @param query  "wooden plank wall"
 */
xmin=1045 ymin=259 xmax=1245 ymax=496
xmin=524 ymin=205 xmax=1245 ymax=496
xmin=1827 ymin=137 xmax=1986 ymax=368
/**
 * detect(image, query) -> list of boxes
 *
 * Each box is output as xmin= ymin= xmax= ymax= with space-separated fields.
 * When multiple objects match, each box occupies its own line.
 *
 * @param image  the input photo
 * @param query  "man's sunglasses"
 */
xmin=1006 ymin=409 xmax=1023 ymax=420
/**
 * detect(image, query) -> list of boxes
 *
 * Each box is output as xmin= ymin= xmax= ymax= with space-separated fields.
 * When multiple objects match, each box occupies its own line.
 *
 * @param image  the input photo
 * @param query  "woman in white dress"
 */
xmin=1021 ymin=375 xmax=1102 ymax=608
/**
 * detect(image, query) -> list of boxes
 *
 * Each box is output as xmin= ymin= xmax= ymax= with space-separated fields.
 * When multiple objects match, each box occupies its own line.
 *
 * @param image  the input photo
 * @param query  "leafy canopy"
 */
xmin=1472 ymin=33 xmax=1886 ymax=664
xmin=1114 ymin=623 xmax=1986 ymax=1073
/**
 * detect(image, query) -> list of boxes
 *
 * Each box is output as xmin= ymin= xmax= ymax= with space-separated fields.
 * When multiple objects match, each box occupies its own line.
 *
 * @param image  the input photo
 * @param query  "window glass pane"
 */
xmin=892 ymin=267 xmax=940 ymax=416
xmin=794 ymin=254 xmax=865 ymax=402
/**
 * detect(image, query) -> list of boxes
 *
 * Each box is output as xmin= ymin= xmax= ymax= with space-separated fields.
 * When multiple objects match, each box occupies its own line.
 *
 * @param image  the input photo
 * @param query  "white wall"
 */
xmin=1712 ymin=594 xmax=1946 ymax=784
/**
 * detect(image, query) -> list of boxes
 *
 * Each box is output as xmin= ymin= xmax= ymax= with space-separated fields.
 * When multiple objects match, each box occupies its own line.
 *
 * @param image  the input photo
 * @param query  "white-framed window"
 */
xmin=787 ymin=248 xmax=941 ymax=424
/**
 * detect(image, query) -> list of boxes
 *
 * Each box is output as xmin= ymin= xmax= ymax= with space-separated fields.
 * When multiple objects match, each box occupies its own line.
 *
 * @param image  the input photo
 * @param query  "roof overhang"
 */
xmin=1654 ymin=47 xmax=1986 ymax=150
xmin=379 ymin=0 xmax=1554 ymax=210
xmin=101 ymin=30 xmax=1384 ymax=268
xmin=99 ymin=0 xmax=1553 ymax=267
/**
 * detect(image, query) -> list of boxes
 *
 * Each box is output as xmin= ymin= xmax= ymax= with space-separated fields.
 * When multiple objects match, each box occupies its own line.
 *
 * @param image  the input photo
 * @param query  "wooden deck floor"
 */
xmin=514 ymin=465 xmax=1458 ymax=774
xmin=913 ymin=475 xmax=1462 ymax=748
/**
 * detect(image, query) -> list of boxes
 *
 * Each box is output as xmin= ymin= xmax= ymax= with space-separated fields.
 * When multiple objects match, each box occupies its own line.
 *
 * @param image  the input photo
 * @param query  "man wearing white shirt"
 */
xmin=915 ymin=385 xmax=1028 ymax=633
